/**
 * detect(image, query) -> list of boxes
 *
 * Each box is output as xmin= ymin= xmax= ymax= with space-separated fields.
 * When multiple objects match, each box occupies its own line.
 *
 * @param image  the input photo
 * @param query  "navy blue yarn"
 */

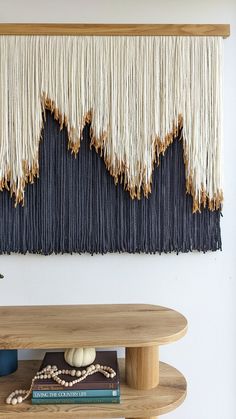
xmin=0 ymin=112 xmax=221 ymax=254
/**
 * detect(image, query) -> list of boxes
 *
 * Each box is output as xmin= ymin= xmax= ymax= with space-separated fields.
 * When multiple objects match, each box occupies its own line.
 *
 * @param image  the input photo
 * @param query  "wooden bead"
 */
xmin=11 ymin=398 xmax=18 ymax=405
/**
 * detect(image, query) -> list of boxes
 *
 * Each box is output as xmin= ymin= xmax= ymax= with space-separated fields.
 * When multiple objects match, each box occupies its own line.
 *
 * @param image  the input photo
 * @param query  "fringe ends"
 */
xmin=0 ymin=161 xmax=39 ymax=207
xmin=0 ymin=101 xmax=223 ymax=212
xmin=187 ymin=179 xmax=223 ymax=213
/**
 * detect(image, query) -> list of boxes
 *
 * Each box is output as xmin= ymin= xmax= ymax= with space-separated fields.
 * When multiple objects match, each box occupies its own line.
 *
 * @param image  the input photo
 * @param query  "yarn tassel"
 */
xmin=0 ymin=35 xmax=223 ymax=211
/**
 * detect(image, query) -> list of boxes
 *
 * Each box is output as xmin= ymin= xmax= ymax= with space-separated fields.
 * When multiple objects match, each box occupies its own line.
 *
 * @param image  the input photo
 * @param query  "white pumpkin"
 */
xmin=64 ymin=348 xmax=96 ymax=367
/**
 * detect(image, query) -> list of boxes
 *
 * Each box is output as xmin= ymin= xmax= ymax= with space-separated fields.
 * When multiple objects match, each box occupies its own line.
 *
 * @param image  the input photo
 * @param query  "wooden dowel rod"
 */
xmin=0 ymin=24 xmax=230 ymax=37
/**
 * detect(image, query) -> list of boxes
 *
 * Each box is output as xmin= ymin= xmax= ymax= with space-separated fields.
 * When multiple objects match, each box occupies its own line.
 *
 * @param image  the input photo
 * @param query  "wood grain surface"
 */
xmin=0 ymin=304 xmax=187 ymax=349
xmin=0 ymin=359 xmax=187 ymax=418
xmin=0 ymin=24 xmax=230 ymax=37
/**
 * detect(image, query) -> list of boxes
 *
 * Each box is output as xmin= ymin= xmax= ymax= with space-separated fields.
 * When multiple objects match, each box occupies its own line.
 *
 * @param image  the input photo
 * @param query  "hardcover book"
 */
xmin=32 ymin=389 xmax=120 ymax=398
xmin=33 ymin=351 xmax=120 ymax=391
xmin=32 ymin=396 xmax=120 ymax=405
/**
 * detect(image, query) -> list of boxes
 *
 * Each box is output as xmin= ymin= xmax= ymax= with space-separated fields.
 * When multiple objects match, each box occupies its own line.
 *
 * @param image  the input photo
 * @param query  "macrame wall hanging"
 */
xmin=0 ymin=24 xmax=230 ymax=254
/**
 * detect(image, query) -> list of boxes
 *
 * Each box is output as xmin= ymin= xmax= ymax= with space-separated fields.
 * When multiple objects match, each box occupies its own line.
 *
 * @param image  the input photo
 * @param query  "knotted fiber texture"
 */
xmin=0 ymin=35 xmax=223 ymax=211
xmin=0 ymin=112 xmax=221 ymax=254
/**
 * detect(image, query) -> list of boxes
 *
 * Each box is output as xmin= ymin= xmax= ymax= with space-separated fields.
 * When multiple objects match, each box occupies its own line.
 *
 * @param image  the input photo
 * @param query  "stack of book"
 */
xmin=31 ymin=351 xmax=120 ymax=404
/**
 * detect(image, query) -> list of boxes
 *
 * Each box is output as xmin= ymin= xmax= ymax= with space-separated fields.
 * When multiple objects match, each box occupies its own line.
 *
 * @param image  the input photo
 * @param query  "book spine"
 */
xmin=33 ymin=382 xmax=119 ymax=391
xmin=32 ymin=389 xmax=120 ymax=398
xmin=32 ymin=396 xmax=120 ymax=405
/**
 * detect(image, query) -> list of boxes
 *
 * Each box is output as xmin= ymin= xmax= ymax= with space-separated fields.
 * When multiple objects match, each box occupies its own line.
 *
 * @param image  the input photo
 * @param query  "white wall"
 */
xmin=0 ymin=1 xmax=235 ymax=418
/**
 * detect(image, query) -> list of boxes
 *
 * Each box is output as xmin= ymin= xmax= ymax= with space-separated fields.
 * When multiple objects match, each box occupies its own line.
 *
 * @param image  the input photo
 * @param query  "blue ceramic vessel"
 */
xmin=0 ymin=350 xmax=18 ymax=376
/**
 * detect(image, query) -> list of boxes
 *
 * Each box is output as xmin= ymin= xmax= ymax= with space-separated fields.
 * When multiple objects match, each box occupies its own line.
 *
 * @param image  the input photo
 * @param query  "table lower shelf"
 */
xmin=0 ymin=359 xmax=187 ymax=418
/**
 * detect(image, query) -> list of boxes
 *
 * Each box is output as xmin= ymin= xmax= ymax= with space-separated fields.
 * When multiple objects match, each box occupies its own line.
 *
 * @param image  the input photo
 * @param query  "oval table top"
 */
xmin=0 ymin=304 xmax=187 ymax=349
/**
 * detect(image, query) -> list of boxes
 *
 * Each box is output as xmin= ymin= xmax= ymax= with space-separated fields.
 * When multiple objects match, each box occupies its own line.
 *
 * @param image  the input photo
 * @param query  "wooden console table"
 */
xmin=0 ymin=304 xmax=187 ymax=418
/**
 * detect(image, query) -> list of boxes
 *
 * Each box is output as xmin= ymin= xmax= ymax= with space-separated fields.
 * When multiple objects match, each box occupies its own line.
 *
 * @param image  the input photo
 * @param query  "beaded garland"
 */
xmin=6 ymin=363 xmax=116 ymax=405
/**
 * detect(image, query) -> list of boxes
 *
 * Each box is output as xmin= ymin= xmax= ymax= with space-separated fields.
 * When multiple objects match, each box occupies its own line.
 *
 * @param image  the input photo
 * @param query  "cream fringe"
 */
xmin=0 ymin=36 xmax=223 ymax=210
